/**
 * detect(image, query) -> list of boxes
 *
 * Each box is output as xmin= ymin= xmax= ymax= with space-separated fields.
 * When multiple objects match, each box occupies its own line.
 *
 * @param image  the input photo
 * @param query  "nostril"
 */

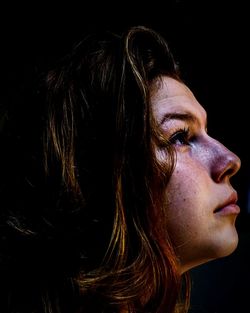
xmin=215 ymin=155 xmax=241 ymax=183
xmin=226 ymin=167 xmax=237 ymax=179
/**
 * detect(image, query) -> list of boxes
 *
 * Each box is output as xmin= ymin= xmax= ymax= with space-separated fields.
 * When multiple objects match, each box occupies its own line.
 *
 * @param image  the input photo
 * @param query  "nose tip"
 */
xmin=234 ymin=154 xmax=241 ymax=173
xmin=227 ymin=154 xmax=241 ymax=178
xmin=215 ymin=151 xmax=241 ymax=183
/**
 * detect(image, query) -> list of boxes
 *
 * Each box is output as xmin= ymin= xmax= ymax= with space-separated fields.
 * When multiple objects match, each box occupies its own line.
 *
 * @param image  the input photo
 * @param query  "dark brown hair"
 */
xmin=0 ymin=26 xmax=190 ymax=313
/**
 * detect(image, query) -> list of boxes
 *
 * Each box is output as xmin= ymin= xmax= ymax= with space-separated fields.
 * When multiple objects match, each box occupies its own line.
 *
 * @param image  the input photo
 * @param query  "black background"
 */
xmin=2 ymin=1 xmax=250 ymax=312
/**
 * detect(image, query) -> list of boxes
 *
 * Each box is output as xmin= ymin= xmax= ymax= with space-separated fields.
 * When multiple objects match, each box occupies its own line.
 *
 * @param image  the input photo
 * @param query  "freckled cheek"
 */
xmin=164 ymin=165 xmax=204 ymax=225
xmin=163 ymin=158 xmax=213 ymax=249
xmin=164 ymin=179 xmax=205 ymax=246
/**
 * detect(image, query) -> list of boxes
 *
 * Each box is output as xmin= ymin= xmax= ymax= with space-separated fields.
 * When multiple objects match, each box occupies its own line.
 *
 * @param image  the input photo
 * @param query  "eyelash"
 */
xmin=169 ymin=127 xmax=191 ymax=146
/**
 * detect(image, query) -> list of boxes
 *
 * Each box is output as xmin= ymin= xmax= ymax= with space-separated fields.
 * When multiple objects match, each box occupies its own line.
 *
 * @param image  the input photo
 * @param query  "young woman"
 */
xmin=0 ymin=26 xmax=241 ymax=313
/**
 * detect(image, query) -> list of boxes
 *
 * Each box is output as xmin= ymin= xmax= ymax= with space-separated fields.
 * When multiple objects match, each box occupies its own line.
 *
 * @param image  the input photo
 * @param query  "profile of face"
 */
xmin=151 ymin=77 xmax=241 ymax=274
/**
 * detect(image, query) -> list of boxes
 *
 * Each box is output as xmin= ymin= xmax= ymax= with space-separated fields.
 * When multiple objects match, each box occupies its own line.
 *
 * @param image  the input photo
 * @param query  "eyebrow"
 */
xmin=160 ymin=112 xmax=203 ymax=127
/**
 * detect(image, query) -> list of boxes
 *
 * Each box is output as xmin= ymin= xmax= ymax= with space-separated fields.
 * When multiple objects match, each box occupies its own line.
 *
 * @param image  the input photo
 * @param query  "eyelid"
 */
xmin=169 ymin=127 xmax=190 ymax=145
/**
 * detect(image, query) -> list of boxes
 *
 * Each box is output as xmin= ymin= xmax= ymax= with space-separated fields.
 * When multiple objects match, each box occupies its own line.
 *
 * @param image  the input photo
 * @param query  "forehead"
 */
xmin=151 ymin=76 xmax=207 ymax=124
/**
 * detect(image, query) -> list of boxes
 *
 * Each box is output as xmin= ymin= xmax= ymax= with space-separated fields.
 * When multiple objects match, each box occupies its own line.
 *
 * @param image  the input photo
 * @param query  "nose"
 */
xmin=211 ymin=141 xmax=241 ymax=183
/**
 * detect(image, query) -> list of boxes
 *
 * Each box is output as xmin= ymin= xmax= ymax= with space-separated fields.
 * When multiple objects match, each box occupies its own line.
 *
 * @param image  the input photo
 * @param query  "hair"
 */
xmin=0 ymin=26 xmax=190 ymax=312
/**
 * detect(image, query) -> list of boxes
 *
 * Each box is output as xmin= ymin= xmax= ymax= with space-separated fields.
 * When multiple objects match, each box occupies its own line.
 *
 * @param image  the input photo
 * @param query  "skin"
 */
xmin=151 ymin=77 xmax=241 ymax=274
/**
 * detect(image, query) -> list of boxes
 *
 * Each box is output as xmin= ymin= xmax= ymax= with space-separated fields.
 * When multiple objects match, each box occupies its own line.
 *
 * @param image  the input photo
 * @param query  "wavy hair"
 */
xmin=0 ymin=26 xmax=190 ymax=313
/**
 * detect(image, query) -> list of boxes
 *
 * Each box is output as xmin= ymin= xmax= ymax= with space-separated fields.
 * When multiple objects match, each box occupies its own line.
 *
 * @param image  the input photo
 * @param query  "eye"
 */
xmin=169 ymin=127 xmax=190 ymax=146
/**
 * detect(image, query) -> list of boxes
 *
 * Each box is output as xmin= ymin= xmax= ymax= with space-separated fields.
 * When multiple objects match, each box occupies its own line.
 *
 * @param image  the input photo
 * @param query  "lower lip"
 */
xmin=214 ymin=204 xmax=240 ymax=216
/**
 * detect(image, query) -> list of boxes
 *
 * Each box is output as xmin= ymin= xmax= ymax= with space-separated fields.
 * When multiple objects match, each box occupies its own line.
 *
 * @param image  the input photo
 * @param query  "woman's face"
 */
xmin=151 ymin=77 xmax=241 ymax=273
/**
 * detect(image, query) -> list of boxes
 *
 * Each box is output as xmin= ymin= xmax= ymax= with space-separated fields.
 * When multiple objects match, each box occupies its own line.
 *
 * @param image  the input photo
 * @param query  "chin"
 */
xmin=217 ymin=233 xmax=239 ymax=258
xmin=179 ymin=231 xmax=239 ymax=274
xmin=214 ymin=225 xmax=239 ymax=257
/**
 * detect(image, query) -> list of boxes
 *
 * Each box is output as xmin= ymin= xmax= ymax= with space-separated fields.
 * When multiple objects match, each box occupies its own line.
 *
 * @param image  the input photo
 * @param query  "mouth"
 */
xmin=214 ymin=192 xmax=240 ymax=215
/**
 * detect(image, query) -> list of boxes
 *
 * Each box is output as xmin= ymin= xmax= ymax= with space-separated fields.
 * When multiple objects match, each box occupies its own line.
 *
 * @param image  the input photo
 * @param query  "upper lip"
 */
xmin=214 ymin=191 xmax=238 ymax=213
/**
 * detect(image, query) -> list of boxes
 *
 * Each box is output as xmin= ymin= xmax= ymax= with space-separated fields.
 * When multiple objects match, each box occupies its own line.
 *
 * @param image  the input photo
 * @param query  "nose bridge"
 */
xmin=207 ymin=136 xmax=241 ymax=182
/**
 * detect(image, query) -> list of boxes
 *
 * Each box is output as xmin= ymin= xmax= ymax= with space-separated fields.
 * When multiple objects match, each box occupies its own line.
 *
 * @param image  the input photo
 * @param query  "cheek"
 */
xmin=164 ymin=163 xmax=208 ymax=244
